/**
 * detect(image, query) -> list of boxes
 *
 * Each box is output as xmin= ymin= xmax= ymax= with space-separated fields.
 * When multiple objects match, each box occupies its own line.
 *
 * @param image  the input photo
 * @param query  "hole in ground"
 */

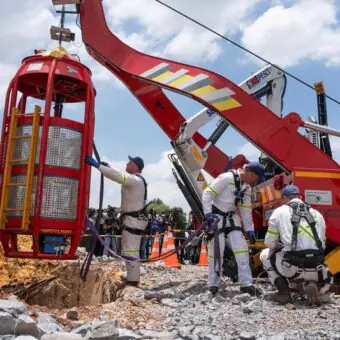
xmin=2 ymin=265 xmax=125 ymax=309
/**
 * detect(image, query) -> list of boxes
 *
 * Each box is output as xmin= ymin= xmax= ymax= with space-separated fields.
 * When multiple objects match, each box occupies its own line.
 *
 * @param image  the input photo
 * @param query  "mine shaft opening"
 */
xmin=1 ymin=237 xmax=126 ymax=309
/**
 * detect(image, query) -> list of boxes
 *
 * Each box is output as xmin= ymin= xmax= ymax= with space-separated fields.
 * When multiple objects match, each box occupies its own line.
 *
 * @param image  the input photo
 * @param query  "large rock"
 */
xmin=41 ymin=333 xmax=83 ymax=340
xmin=71 ymin=323 xmax=91 ymax=337
xmin=15 ymin=336 xmax=39 ymax=340
xmin=239 ymin=332 xmax=256 ymax=340
xmin=139 ymin=330 xmax=177 ymax=340
xmin=200 ymin=335 xmax=222 ymax=340
xmin=243 ymin=299 xmax=263 ymax=314
xmin=0 ymin=311 xmax=17 ymax=335
xmin=233 ymin=293 xmax=251 ymax=303
xmin=88 ymin=321 xmax=119 ymax=340
xmin=15 ymin=314 xmax=40 ymax=338
xmin=178 ymin=326 xmax=194 ymax=340
xmin=36 ymin=312 xmax=63 ymax=335
xmin=160 ymin=299 xmax=180 ymax=308
xmin=117 ymin=328 xmax=142 ymax=339
xmin=66 ymin=308 xmax=80 ymax=321
xmin=0 ymin=299 xmax=27 ymax=317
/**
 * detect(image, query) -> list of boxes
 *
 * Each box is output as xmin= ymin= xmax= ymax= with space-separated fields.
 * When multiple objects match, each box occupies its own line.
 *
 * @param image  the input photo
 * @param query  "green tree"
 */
xmin=147 ymin=198 xmax=170 ymax=214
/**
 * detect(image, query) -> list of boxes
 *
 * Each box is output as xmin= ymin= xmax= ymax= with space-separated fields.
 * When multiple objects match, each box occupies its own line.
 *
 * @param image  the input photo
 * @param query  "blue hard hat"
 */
xmin=128 ymin=156 xmax=144 ymax=171
xmin=282 ymin=185 xmax=301 ymax=197
xmin=245 ymin=162 xmax=265 ymax=183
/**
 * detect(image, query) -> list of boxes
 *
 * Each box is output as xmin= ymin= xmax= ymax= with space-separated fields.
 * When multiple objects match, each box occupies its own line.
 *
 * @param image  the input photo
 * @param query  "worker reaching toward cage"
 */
xmin=86 ymin=155 xmax=148 ymax=285
xmin=202 ymin=162 xmax=265 ymax=296
xmin=260 ymin=185 xmax=332 ymax=306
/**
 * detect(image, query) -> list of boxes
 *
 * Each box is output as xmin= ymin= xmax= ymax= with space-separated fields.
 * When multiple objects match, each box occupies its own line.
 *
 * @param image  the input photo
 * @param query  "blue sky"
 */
xmin=1 ymin=0 xmax=340 ymax=211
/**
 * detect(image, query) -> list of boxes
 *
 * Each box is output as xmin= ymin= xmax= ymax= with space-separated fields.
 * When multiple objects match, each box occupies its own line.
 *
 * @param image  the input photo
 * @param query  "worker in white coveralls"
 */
xmin=86 ymin=155 xmax=148 ymax=286
xmin=202 ymin=162 xmax=265 ymax=296
xmin=260 ymin=185 xmax=332 ymax=305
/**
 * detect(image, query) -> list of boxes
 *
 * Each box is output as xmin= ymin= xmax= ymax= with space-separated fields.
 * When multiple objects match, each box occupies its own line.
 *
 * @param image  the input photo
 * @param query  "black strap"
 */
xmin=135 ymin=174 xmax=147 ymax=202
xmin=80 ymin=141 xmax=104 ymax=280
xmin=269 ymin=248 xmax=283 ymax=276
xmin=288 ymin=201 xmax=323 ymax=252
xmin=220 ymin=226 xmax=242 ymax=235
xmin=211 ymin=206 xmax=242 ymax=236
xmin=229 ymin=169 xmax=247 ymax=206
xmin=122 ymin=174 xmax=148 ymax=219
xmin=212 ymin=205 xmax=232 ymax=217
xmin=124 ymin=226 xmax=146 ymax=236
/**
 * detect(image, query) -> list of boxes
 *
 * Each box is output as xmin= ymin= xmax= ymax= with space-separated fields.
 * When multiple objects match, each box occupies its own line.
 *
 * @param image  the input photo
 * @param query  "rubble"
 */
xmin=1 ymin=259 xmax=340 ymax=339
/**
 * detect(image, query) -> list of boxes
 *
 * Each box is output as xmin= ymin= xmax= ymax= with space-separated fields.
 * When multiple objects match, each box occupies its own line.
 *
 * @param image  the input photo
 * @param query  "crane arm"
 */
xmin=78 ymin=0 xmax=339 ymax=174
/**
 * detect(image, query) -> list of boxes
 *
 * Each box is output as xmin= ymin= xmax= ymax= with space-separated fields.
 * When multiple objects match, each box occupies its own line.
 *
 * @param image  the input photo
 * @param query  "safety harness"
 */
xmin=122 ymin=174 xmax=149 ymax=236
xmin=211 ymin=170 xmax=247 ymax=236
xmin=271 ymin=201 xmax=327 ymax=282
xmin=208 ymin=170 xmax=248 ymax=278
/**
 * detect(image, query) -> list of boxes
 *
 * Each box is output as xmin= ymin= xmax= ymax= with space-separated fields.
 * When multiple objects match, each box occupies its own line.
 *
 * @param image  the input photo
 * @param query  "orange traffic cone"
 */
xmin=160 ymin=231 xmax=168 ymax=256
xmin=197 ymin=240 xmax=208 ymax=266
xmin=165 ymin=230 xmax=181 ymax=269
xmin=149 ymin=233 xmax=163 ymax=265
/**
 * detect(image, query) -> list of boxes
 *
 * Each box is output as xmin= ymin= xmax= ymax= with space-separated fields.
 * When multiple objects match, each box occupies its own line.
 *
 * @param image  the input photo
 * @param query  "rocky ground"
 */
xmin=1 ymin=253 xmax=340 ymax=340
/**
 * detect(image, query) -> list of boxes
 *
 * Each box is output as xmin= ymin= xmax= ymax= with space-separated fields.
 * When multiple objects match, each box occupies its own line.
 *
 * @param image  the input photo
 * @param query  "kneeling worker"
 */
xmin=86 ymin=155 xmax=148 ymax=286
xmin=260 ymin=185 xmax=331 ymax=305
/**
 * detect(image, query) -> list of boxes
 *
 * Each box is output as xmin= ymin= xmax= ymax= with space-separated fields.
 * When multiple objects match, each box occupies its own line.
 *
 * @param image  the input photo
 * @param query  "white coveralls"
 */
xmin=260 ymin=198 xmax=330 ymax=294
xmin=99 ymin=165 xmax=148 ymax=282
xmin=202 ymin=170 xmax=254 ymax=288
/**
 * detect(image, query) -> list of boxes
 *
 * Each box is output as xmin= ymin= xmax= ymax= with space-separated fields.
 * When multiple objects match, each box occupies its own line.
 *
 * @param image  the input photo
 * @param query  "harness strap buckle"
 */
xmin=316 ymin=264 xmax=323 ymax=272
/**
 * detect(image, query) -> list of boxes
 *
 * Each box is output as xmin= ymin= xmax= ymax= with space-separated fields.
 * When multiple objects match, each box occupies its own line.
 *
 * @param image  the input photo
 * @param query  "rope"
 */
xmin=153 ymin=0 xmax=340 ymax=106
xmin=80 ymin=141 xmax=104 ymax=280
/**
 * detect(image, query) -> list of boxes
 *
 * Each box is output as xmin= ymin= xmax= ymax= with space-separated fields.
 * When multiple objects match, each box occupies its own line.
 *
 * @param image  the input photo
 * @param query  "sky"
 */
xmin=1 ymin=0 xmax=340 ymax=212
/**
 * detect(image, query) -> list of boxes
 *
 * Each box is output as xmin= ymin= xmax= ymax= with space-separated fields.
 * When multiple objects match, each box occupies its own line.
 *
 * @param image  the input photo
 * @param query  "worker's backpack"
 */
xmin=284 ymin=201 xmax=324 ymax=271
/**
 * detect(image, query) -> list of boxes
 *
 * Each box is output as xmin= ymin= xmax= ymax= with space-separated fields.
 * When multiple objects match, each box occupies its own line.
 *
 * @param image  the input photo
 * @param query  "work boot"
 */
xmin=240 ymin=285 xmax=262 ymax=297
xmin=208 ymin=286 xmax=219 ymax=296
xmin=305 ymin=281 xmax=321 ymax=306
xmin=272 ymin=277 xmax=292 ymax=304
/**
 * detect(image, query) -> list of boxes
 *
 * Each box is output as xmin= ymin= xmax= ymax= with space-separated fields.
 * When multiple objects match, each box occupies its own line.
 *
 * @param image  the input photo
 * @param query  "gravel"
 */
xmin=1 ymin=264 xmax=340 ymax=340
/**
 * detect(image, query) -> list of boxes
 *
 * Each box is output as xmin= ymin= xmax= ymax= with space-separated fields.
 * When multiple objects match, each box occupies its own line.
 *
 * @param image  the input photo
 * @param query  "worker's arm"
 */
xmin=239 ymin=188 xmax=254 ymax=232
xmin=98 ymin=164 xmax=139 ymax=186
xmin=202 ymin=173 xmax=231 ymax=215
xmin=265 ymin=209 xmax=281 ymax=249
xmin=316 ymin=211 xmax=327 ymax=248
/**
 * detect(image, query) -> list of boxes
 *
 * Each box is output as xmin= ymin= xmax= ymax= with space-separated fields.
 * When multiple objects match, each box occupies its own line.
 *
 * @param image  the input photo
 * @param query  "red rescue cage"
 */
xmin=0 ymin=47 xmax=95 ymax=259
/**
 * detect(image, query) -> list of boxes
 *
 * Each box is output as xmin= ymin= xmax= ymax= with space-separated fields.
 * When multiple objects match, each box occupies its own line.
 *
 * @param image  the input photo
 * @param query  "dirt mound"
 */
xmin=25 ymin=265 xmax=124 ymax=309
xmin=0 ymin=236 xmax=62 ymax=288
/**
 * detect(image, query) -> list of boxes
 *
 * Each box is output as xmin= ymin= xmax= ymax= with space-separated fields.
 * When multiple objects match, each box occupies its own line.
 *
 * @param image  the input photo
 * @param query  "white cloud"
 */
xmin=105 ymin=0 xmax=261 ymax=63
xmin=241 ymin=0 xmax=340 ymax=68
xmin=89 ymin=151 xmax=190 ymax=212
xmin=0 ymin=62 xmax=17 ymax=109
xmin=0 ymin=3 xmax=127 ymax=111
xmin=237 ymin=142 xmax=261 ymax=160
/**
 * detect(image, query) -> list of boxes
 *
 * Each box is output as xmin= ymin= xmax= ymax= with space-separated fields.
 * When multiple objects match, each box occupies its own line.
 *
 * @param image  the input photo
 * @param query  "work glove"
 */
xmin=247 ymin=230 xmax=257 ymax=244
xmin=86 ymin=156 xmax=100 ymax=168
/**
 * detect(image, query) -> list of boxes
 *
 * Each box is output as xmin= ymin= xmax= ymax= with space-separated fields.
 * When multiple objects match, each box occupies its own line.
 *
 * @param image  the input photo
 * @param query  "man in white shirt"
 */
xmin=86 ymin=155 xmax=148 ymax=285
xmin=260 ymin=185 xmax=331 ymax=305
xmin=202 ymin=162 xmax=265 ymax=296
